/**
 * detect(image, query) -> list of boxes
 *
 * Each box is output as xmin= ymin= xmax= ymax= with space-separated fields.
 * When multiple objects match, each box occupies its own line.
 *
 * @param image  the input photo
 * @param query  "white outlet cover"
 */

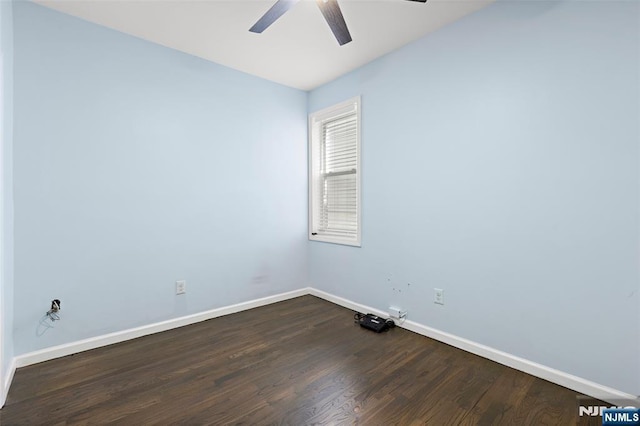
xmin=434 ymin=288 xmax=444 ymax=305
xmin=389 ymin=306 xmax=402 ymax=318
xmin=176 ymin=280 xmax=187 ymax=295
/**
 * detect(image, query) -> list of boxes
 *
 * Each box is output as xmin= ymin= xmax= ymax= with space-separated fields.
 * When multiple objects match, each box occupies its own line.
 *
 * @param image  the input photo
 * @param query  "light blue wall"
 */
xmin=1 ymin=0 xmax=15 ymax=390
xmin=308 ymin=1 xmax=640 ymax=395
xmin=12 ymin=2 xmax=307 ymax=355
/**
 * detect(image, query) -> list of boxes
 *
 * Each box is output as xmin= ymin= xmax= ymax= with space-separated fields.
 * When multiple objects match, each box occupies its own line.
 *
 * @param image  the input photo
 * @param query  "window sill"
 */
xmin=309 ymin=235 xmax=361 ymax=247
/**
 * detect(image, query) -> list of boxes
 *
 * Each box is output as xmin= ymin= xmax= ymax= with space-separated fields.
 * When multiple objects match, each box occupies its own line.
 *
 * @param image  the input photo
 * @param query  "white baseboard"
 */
xmin=308 ymin=288 xmax=639 ymax=406
xmin=7 ymin=286 xmax=638 ymax=409
xmin=1 ymin=357 xmax=16 ymax=408
xmin=15 ymin=288 xmax=309 ymax=369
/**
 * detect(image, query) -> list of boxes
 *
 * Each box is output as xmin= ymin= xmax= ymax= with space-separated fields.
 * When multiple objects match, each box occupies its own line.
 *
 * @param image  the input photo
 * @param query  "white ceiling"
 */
xmin=35 ymin=0 xmax=493 ymax=91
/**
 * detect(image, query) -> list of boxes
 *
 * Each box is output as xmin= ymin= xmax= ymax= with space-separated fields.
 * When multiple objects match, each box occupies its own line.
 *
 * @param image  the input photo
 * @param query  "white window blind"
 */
xmin=309 ymin=97 xmax=361 ymax=246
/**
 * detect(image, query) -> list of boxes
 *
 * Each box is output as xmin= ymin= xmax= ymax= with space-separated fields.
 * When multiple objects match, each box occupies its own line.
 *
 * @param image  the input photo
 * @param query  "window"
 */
xmin=309 ymin=97 xmax=361 ymax=246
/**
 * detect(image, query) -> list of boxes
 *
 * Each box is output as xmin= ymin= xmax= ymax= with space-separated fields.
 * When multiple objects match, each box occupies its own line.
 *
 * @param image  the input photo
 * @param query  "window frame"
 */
xmin=308 ymin=96 xmax=361 ymax=247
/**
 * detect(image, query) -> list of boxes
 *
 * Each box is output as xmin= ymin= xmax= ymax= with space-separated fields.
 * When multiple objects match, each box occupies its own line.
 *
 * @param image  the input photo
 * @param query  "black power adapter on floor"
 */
xmin=354 ymin=312 xmax=395 ymax=333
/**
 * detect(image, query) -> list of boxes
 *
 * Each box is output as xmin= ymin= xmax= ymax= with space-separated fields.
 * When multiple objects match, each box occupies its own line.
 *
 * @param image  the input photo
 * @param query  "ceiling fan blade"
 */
xmin=315 ymin=0 xmax=352 ymax=46
xmin=249 ymin=0 xmax=301 ymax=33
xmin=405 ymin=0 xmax=427 ymax=2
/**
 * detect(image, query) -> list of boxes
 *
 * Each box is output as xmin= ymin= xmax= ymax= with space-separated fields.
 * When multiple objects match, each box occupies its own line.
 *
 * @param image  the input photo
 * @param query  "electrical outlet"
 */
xmin=176 ymin=280 xmax=186 ymax=295
xmin=389 ymin=306 xmax=407 ymax=319
xmin=434 ymin=288 xmax=444 ymax=305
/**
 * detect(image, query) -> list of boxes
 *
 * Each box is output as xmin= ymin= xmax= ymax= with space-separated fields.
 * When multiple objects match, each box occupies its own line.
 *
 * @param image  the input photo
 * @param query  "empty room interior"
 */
xmin=0 ymin=0 xmax=639 ymax=424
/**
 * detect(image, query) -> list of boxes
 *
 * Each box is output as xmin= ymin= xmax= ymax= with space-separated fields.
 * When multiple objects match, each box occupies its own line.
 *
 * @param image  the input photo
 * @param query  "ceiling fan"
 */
xmin=249 ymin=0 xmax=427 ymax=46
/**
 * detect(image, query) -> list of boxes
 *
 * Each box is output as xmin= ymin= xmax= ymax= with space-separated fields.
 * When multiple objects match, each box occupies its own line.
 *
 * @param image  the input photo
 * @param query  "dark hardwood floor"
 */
xmin=1 ymin=295 xmax=590 ymax=425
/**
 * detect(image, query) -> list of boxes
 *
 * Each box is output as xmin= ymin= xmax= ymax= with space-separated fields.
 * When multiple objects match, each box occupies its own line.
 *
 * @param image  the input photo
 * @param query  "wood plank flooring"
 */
xmin=1 ymin=296 xmax=593 ymax=425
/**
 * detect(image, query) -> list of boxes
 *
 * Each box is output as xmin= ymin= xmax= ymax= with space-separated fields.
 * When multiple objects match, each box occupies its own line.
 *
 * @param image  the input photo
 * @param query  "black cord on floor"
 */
xmin=354 ymin=311 xmax=395 ymax=332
